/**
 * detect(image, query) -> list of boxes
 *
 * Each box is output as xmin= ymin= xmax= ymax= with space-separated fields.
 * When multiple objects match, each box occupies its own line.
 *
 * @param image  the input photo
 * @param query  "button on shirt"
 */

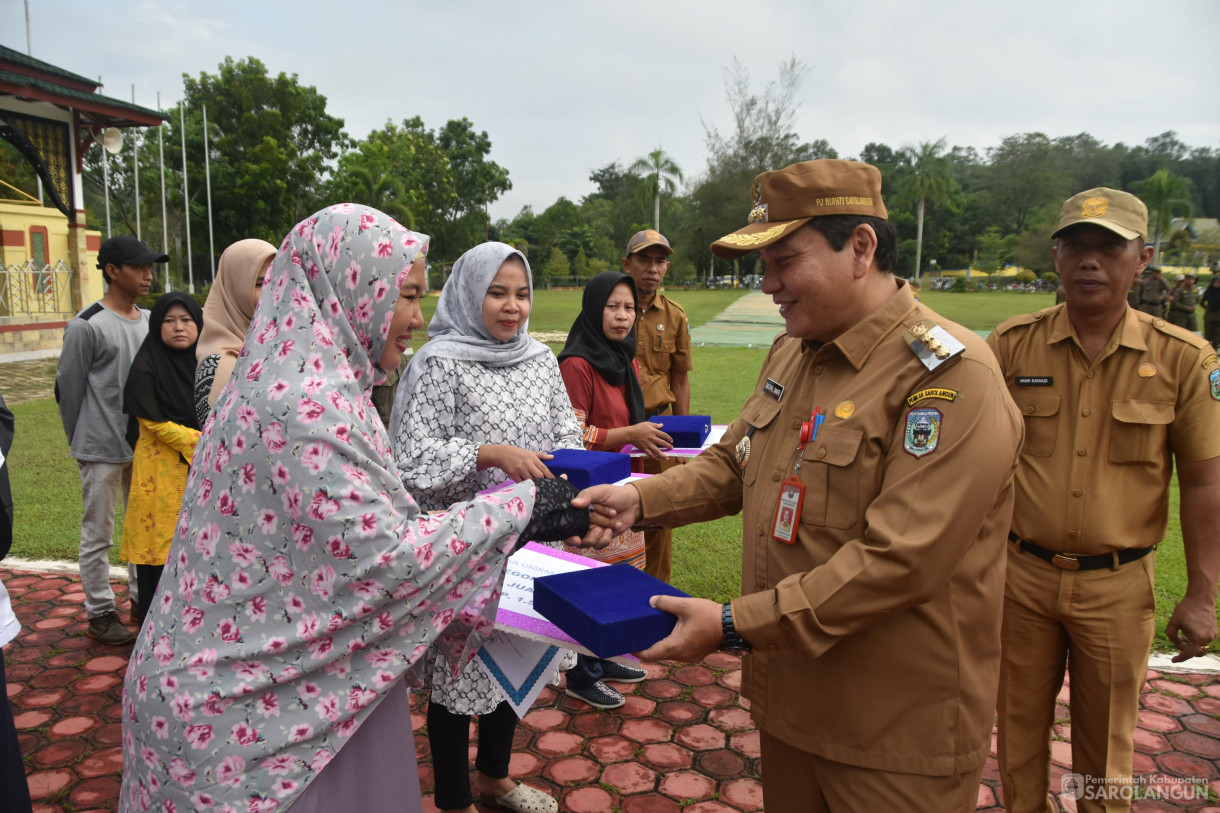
xmin=633 ymin=282 xmax=1023 ymax=776
xmin=988 ymin=305 xmax=1220 ymax=555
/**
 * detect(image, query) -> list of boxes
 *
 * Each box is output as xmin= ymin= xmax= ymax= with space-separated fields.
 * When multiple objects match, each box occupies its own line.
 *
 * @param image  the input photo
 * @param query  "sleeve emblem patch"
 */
xmin=904 ymin=407 xmax=942 ymax=458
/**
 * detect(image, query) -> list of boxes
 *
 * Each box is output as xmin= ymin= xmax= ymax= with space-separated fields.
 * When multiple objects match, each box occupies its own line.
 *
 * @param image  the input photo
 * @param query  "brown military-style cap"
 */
xmin=711 ymin=159 xmax=888 ymax=259
xmin=625 ymin=229 xmax=673 ymax=256
xmin=1051 ymin=188 xmax=1148 ymax=242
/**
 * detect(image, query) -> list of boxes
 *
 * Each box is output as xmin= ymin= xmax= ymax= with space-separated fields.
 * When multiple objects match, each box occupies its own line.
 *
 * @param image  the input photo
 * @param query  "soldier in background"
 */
xmin=1166 ymin=271 xmax=1200 ymax=332
xmin=1137 ymin=265 xmax=1169 ymax=317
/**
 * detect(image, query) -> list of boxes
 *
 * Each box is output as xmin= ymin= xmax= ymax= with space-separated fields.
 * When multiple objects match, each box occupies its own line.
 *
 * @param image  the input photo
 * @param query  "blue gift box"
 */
xmin=533 ymin=564 xmax=689 ymax=658
xmin=653 ymin=415 xmax=712 ymax=448
xmin=545 ymin=448 xmax=630 ymax=490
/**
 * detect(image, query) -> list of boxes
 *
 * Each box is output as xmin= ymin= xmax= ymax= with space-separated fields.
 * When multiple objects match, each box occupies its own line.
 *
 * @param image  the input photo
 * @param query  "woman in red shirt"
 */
xmin=557 ymin=271 xmax=672 ymax=708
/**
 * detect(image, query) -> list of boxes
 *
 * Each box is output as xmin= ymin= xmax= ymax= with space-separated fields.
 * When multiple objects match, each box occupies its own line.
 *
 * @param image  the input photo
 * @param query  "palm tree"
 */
xmin=629 ymin=147 xmax=683 ymax=232
xmin=1131 ymin=169 xmax=1193 ymax=263
xmin=895 ymin=138 xmax=957 ymax=280
xmin=348 ymin=166 xmax=416 ymax=230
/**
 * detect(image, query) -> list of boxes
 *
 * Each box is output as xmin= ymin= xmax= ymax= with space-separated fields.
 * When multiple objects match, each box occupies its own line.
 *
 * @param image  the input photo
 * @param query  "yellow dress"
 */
xmin=120 ymin=418 xmax=201 ymax=565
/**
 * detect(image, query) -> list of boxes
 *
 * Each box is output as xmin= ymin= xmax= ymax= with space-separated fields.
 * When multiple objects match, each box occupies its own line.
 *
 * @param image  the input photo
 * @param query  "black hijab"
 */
xmin=124 ymin=292 xmax=204 ymax=431
xmin=558 ymin=270 xmax=645 ymax=425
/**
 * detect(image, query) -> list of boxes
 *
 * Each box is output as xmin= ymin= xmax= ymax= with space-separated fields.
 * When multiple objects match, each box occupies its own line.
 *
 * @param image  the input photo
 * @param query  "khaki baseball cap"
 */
xmin=711 ymin=159 xmax=888 ymax=259
xmin=626 ymin=229 xmax=673 ymax=256
xmin=1051 ymin=188 xmax=1148 ymax=241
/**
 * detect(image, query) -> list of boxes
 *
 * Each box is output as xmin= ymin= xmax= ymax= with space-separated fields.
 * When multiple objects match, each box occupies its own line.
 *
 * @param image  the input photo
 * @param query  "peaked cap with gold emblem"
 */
xmin=711 ymin=159 xmax=888 ymax=259
xmin=1051 ymin=187 xmax=1148 ymax=241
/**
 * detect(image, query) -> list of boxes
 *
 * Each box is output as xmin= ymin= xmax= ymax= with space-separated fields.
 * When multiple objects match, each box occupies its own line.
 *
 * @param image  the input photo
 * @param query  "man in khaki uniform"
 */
xmin=621 ymin=229 xmax=692 ymax=582
xmin=1136 ymin=265 xmax=1170 ymax=317
xmin=577 ymin=159 xmax=1024 ymax=812
xmin=1166 ymin=271 xmax=1199 ymax=332
xmin=988 ymin=188 xmax=1220 ymax=813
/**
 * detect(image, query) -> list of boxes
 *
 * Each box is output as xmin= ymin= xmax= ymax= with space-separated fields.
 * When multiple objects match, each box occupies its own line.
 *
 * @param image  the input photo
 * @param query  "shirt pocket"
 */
xmin=740 ymin=396 xmax=783 ymax=488
xmin=799 ymin=425 xmax=864 ymax=529
xmin=1109 ymin=400 xmax=1174 ymax=464
xmin=1014 ymin=391 xmax=1060 ymax=458
xmin=652 ymin=336 xmax=677 ymax=372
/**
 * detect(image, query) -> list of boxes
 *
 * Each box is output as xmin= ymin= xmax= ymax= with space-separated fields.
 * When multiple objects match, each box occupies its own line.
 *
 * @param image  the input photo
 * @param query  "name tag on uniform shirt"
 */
xmin=1015 ymin=377 xmax=1053 ymax=386
xmin=763 ymin=379 xmax=785 ymax=401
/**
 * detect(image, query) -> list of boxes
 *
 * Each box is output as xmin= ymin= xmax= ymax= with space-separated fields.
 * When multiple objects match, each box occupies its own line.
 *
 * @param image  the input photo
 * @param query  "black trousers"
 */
xmin=0 ymin=654 xmax=33 ymax=813
xmin=427 ymin=698 xmax=517 ymax=810
xmin=135 ymin=564 xmax=164 ymax=625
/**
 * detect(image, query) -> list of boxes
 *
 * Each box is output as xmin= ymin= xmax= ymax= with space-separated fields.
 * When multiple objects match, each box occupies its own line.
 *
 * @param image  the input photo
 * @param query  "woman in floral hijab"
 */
xmin=118 ymin=205 xmax=589 ymax=813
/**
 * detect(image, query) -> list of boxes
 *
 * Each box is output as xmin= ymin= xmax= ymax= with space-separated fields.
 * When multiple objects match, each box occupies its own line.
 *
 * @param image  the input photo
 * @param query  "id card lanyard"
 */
xmin=772 ymin=406 xmax=823 ymax=544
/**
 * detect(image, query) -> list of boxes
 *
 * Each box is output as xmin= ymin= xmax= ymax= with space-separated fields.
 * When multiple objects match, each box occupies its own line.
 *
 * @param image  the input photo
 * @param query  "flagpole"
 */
xmin=132 ymin=85 xmax=140 ymax=240
xmin=158 ymin=91 xmax=169 ymax=293
xmin=202 ymin=102 xmax=216 ymax=284
xmin=99 ymin=76 xmax=111 ymax=238
xmin=179 ymin=104 xmax=193 ymax=294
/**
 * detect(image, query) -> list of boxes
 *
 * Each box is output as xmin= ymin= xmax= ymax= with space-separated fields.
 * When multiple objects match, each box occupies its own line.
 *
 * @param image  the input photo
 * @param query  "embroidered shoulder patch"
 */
xmin=1210 ymin=368 xmax=1220 ymax=401
xmin=904 ymin=408 xmax=942 ymax=458
xmin=905 ymin=388 xmax=958 ymax=407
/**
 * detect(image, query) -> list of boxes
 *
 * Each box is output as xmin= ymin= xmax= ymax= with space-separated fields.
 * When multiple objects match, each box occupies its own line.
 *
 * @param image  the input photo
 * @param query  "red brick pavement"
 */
xmin=4 ymin=566 xmax=1219 ymax=812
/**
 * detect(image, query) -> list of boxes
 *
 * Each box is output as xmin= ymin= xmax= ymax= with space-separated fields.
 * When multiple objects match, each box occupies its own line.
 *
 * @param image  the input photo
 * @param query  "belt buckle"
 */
xmin=1051 ymin=553 xmax=1080 ymax=571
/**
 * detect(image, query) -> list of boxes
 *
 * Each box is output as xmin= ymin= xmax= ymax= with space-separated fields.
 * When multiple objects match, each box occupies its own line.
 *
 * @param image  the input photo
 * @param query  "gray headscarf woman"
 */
xmin=388 ymin=242 xmax=550 ymax=446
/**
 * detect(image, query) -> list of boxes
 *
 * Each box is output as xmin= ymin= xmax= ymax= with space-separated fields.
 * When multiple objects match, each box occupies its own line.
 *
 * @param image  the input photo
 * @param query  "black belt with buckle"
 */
xmin=645 ymin=405 xmax=672 ymax=420
xmin=1008 ymin=532 xmax=1154 ymax=571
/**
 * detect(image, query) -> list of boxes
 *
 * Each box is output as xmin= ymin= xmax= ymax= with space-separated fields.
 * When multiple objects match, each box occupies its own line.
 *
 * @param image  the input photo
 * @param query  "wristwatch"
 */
xmin=720 ymin=603 xmax=753 ymax=652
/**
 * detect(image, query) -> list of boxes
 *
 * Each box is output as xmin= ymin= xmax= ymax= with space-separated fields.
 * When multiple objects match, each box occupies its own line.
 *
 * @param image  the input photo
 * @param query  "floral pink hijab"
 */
xmin=119 ymin=204 xmax=538 ymax=812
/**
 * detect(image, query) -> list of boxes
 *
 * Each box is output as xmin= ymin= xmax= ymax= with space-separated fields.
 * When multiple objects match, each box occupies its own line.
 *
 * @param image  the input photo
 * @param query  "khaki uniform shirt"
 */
xmin=635 ymin=293 xmax=691 ymax=415
xmin=1140 ymin=275 xmax=1170 ymax=306
xmin=1168 ymin=285 xmax=1199 ymax=316
xmin=633 ymin=282 xmax=1023 ymax=775
xmin=988 ymin=304 xmax=1220 ymax=554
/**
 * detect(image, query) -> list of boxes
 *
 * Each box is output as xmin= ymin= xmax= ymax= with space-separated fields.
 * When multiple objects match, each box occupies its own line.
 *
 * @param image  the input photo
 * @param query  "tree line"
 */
xmin=2 ymin=55 xmax=1216 ymax=287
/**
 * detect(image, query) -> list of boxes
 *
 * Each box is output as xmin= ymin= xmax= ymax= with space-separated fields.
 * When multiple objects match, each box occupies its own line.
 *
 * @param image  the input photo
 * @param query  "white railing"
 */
xmin=0 ymin=259 xmax=75 ymax=319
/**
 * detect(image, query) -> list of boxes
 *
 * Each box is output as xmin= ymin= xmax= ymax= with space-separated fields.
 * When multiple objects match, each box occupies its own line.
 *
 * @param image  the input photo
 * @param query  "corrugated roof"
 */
xmin=0 ymin=43 xmax=96 ymax=90
xmin=0 ymin=67 xmax=167 ymax=127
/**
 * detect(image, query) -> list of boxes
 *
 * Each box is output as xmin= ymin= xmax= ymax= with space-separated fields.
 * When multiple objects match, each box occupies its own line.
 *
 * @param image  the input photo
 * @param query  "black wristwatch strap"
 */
xmin=721 ymin=603 xmax=752 ymax=652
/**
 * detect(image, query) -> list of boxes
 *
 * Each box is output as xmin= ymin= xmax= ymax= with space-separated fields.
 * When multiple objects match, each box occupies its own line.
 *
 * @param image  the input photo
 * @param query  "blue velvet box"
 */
xmin=533 ymin=564 xmax=690 ymax=658
xmin=653 ymin=415 xmax=712 ymax=448
xmin=545 ymin=448 xmax=631 ymax=490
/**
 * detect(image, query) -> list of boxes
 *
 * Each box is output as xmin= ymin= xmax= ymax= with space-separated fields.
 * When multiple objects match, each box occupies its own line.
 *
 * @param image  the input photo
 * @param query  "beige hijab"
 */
xmin=196 ymin=238 xmax=277 ymax=407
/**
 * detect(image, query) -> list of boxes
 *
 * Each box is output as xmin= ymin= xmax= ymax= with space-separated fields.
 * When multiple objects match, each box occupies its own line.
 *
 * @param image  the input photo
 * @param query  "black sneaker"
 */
xmin=87 ymin=610 xmax=137 ymax=645
xmin=565 ymin=680 xmax=625 ymax=710
xmin=600 ymin=661 xmax=647 ymax=683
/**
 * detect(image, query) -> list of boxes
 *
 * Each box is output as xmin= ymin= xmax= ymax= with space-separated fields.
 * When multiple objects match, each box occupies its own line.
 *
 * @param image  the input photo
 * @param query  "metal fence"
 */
xmin=0 ymin=259 xmax=75 ymax=319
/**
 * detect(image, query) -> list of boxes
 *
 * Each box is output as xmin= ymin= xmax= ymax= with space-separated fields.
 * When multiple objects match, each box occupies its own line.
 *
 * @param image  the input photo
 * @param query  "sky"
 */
xmin=4 ymin=0 xmax=1219 ymax=221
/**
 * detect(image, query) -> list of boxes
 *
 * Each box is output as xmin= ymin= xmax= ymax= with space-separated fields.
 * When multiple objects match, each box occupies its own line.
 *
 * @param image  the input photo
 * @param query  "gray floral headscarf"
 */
xmin=390 ymin=241 xmax=549 ymax=446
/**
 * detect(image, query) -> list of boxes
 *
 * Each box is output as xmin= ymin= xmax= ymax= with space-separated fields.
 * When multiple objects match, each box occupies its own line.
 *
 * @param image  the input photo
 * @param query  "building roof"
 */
xmin=0 ymin=44 xmax=167 ymax=127
xmin=1169 ymin=217 xmax=1220 ymax=244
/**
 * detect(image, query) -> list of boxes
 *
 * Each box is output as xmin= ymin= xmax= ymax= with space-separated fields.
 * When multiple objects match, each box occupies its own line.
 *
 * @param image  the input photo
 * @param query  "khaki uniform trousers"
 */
xmin=638 ymin=454 xmax=680 ymax=582
xmin=997 ymin=544 xmax=1156 ymax=813
xmin=760 ymin=730 xmax=983 ymax=813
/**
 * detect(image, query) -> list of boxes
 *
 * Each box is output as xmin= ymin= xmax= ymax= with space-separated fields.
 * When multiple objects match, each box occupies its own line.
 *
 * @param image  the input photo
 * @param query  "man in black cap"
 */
xmin=55 ymin=235 xmax=168 ymax=645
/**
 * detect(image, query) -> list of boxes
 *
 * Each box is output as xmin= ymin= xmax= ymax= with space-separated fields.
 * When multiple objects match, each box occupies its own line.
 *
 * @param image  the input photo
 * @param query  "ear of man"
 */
xmin=850 ymin=223 xmax=880 ymax=278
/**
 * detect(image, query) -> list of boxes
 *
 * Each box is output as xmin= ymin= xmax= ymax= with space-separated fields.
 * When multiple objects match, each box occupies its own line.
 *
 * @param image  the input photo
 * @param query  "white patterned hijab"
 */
xmin=390 ymin=241 xmax=549 ymax=446
xmin=118 ymin=205 xmax=542 ymax=813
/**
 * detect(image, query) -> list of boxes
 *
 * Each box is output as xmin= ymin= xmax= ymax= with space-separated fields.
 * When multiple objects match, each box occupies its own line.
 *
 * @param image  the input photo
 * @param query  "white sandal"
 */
xmin=491 ymin=783 xmax=558 ymax=813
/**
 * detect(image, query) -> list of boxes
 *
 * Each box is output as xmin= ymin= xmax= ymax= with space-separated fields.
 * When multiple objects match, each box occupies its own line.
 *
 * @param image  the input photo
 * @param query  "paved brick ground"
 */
xmin=4 ymin=566 xmax=1219 ymax=812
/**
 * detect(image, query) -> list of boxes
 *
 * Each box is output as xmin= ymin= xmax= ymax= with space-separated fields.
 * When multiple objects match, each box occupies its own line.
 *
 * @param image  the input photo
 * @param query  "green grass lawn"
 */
xmin=5 ymin=287 xmax=1205 ymax=651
